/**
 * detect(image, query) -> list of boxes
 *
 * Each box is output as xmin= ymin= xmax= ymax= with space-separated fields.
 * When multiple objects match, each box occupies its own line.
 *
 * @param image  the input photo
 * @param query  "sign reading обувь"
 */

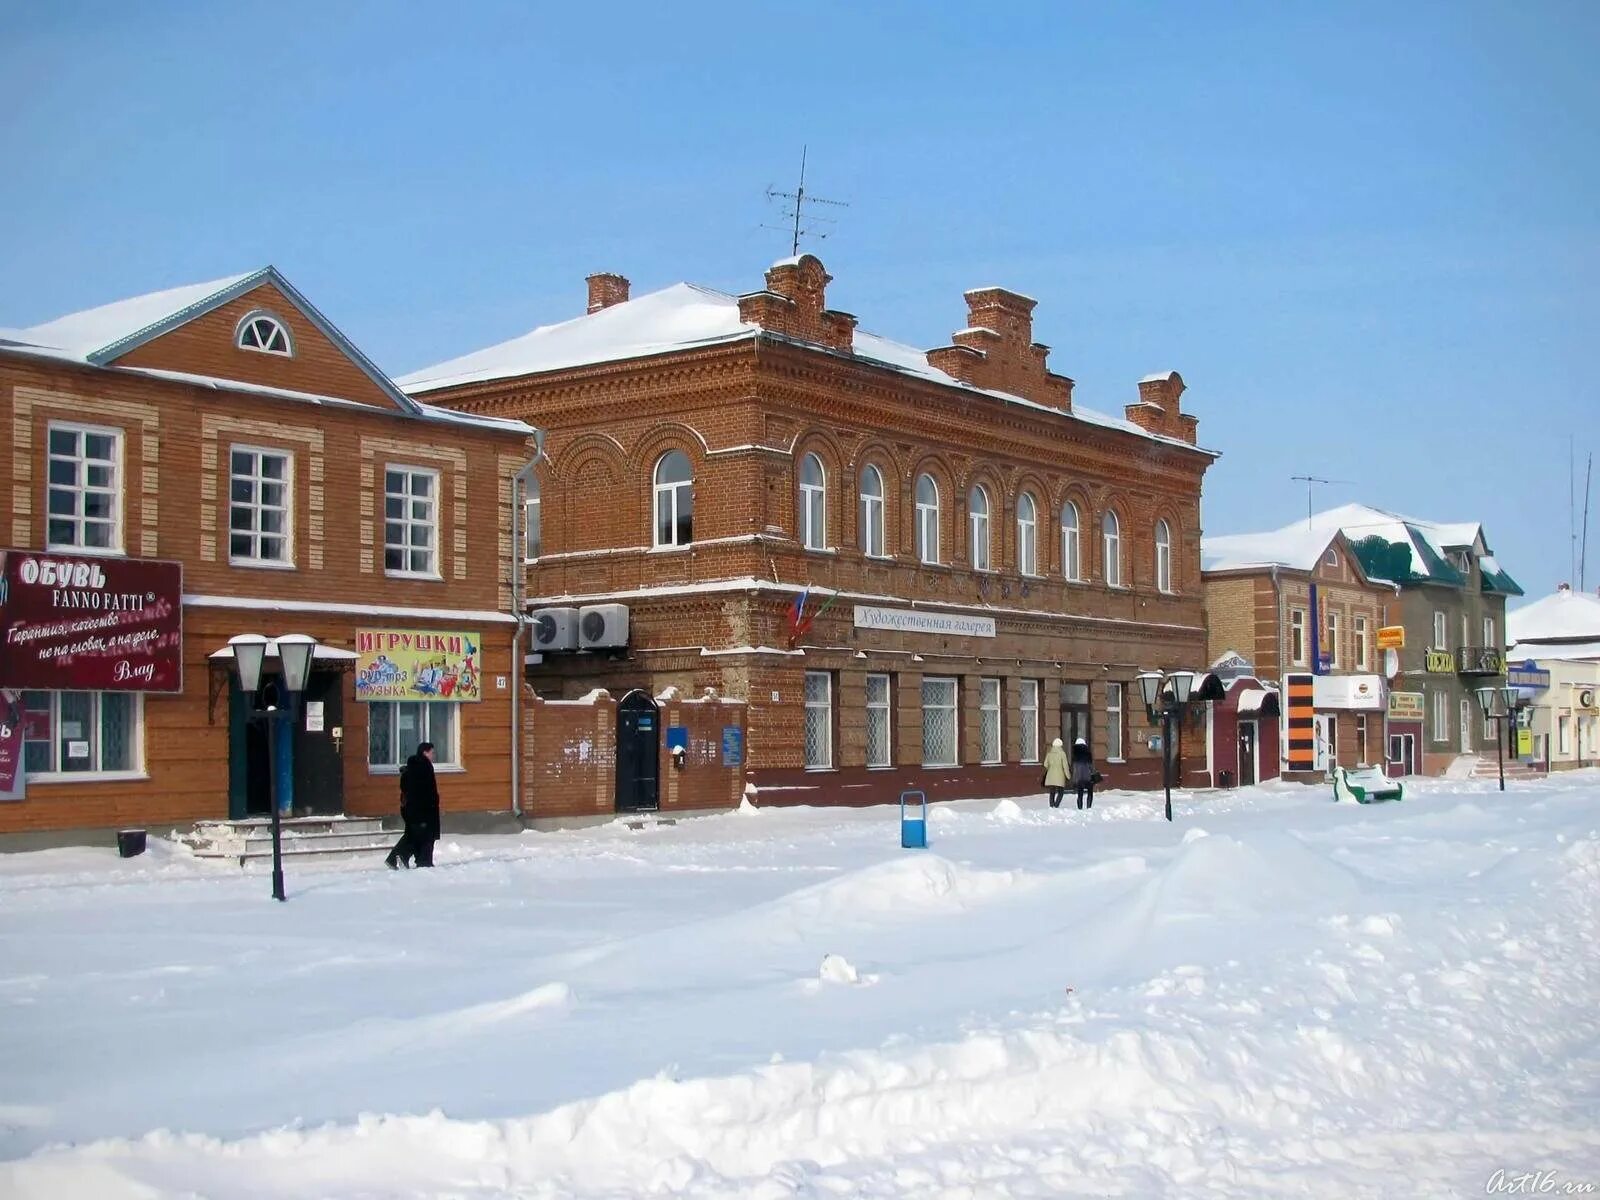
xmin=853 ymin=605 xmax=997 ymax=638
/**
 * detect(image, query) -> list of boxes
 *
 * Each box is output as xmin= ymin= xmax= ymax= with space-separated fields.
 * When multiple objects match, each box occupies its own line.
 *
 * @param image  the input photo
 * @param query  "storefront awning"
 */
xmin=1237 ymin=688 xmax=1280 ymax=716
xmin=208 ymin=642 xmax=359 ymax=662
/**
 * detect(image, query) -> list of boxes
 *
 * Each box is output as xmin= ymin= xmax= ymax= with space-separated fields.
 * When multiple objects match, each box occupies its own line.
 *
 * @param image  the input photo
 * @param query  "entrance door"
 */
xmin=1237 ymin=721 xmax=1257 ymax=785
xmin=1388 ymin=732 xmax=1415 ymax=776
xmin=1460 ymin=699 xmax=1473 ymax=752
xmin=616 ymin=690 xmax=660 ymax=813
xmin=1315 ymin=714 xmax=1339 ymax=773
xmin=1059 ymin=682 xmax=1091 ymax=751
xmin=292 ymin=671 xmax=345 ymax=815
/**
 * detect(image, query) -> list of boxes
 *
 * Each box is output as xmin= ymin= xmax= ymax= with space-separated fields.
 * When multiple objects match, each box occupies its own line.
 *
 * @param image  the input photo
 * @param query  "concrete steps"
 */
xmin=182 ymin=816 xmax=393 ymax=863
xmin=1468 ymin=757 xmax=1545 ymax=781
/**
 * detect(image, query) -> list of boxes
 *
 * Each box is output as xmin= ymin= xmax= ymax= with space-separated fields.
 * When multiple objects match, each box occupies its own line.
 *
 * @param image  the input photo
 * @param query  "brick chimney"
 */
xmin=586 ymin=272 xmax=630 ymax=314
xmin=925 ymin=286 xmax=1073 ymax=410
xmin=736 ymin=254 xmax=856 ymax=352
xmin=1124 ymin=371 xmax=1198 ymax=444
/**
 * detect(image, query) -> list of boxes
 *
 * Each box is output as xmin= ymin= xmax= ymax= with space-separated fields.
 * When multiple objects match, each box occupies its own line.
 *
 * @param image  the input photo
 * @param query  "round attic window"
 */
xmin=236 ymin=311 xmax=293 ymax=357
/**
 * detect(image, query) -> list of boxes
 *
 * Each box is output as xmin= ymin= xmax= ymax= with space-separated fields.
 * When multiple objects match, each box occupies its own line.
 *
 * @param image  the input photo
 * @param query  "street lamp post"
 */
xmin=1474 ymin=684 xmax=1520 ymax=793
xmin=228 ymin=633 xmax=318 ymax=902
xmin=1136 ymin=669 xmax=1196 ymax=822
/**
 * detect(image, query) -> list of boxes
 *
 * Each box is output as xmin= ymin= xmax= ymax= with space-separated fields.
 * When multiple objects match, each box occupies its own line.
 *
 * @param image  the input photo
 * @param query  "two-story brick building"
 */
xmin=403 ymin=254 xmax=1218 ymax=809
xmin=0 ymin=268 xmax=536 ymax=835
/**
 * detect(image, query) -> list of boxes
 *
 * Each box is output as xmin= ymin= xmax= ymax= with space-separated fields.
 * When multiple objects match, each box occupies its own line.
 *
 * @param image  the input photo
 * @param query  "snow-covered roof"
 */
xmin=399 ymin=282 xmax=1212 ymax=454
xmin=1508 ymin=587 xmax=1600 ymax=645
xmin=1139 ymin=371 xmax=1180 ymax=384
xmin=4 ymin=271 xmax=257 ymax=360
xmin=1201 ymin=524 xmax=1340 ymax=573
xmin=2 ymin=269 xmax=532 ymax=437
xmin=1507 ymin=639 xmax=1600 ymax=664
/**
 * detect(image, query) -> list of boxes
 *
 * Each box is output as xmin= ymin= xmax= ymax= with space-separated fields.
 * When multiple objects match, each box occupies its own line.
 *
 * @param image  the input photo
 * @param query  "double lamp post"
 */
xmin=1135 ymin=668 xmax=1196 ymax=823
xmin=226 ymin=632 xmax=318 ymax=902
xmin=1474 ymin=683 xmax=1520 ymax=793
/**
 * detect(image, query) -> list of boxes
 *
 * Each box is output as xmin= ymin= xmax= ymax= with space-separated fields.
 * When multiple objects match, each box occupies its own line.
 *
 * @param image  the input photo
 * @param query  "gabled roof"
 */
xmin=397 ymin=280 xmax=1216 ymax=455
xmin=1508 ymin=586 xmax=1600 ymax=645
xmin=1201 ymin=524 xmax=1345 ymax=574
xmin=2 ymin=267 xmax=426 ymax=417
xmin=1206 ymin=502 xmax=1521 ymax=594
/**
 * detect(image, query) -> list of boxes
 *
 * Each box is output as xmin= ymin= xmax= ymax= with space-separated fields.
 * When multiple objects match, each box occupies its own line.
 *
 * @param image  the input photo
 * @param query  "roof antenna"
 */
xmin=764 ymin=146 xmax=848 ymax=256
xmin=1289 ymin=474 xmax=1352 ymax=528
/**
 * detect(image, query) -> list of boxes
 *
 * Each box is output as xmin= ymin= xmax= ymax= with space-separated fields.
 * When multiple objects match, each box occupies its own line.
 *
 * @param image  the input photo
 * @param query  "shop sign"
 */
xmin=354 ymin=629 xmax=481 ymax=702
xmin=1211 ymin=652 xmax=1254 ymax=680
xmin=1376 ymin=625 xmax=1406 ymax=650
xmin=1387 ymin=691 xmax=1424 ymax=720
xmin=1506 ymin=660 xmax=1550 ymax=690
xmin=0 ymin=550 xmax=183 ymax=693
xmin=1424 ymin=649 xmax=1456 ymax=673
xmin=1312 ymin=674 xmax=1384 ymax=710
xmin=0 ymin=691 xmax=24 ymax=801
xmin=853 ymin=605 xmax=996 ymax=638
xmin=1515 ymin=728 xmax=1533 ymax=757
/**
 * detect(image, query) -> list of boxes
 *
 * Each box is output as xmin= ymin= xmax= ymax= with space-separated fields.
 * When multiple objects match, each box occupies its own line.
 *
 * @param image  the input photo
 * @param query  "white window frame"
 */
xmin=523 ymin=475 xmax=541 ymax=561
xmin=384 ymin=465 xmax=440 ymax=577
xmin=1102 ymin=510 xmax=1122 ymax=587
xmin=20 ymin=690 xmax=144 ymax=780
xmin=799 ymin=453 xmax=827 ymax=551
xmin=235 ymin=310 xmax=293 ymax=356
xmin=968 ymin=485 xmax=991 ymax=572
xmin=1353 ymin=615 xmax=1369 ymax=671
xmin=859 ymin=464 xmax=886 ymax=558
xmin=1290 ymin=608 xmax=1307 ymax=666
xmin=865 ymin=673 xmax=893 ymax=768
xmin=1482 ymin=615 xmax=1495 ymax=649
xmin=1431 ymin=690 xmax=1448 ymax=743
xmin=1324 ymin=548 xmax=1339 ymax=568
xmin=228 ymin=445 xmax=294 ymax=568
xmin=1017 ymin=493 xmax=1038 ymax=576
xmin=1327 ymin=611 xmax=1342 ymax=668
xmin=803 ymin=671 xmax=833 ymax=769
xmin=1061 ymin=501 xmax=1082 ymax=581
xmin=653 ymin=451 xmax=694 ymax=548
xmin=1558 ymin=714 xmax=1571 ymax=755
xmin=366 ymin=701 xmax=460 ymax=771
xmin=921 ymin=676 xmax=959 ymax=768
xmin=1154 ymin=518 xmax=1173 ymax=593
xmin=1106 ymin=682 xmax=1124 ymax=760
xmin=1433 ymin=610 xmax=1447 ymax=649
xmin=979 ymin=677 xmax=1002 ymax=765
xmin=915 ymin=474 xmax=940 ymax=565
xmin=46 ymin=421 xmax=123 ymax=553
xmin=1019 ymin=679 xmax=1040 ymax=763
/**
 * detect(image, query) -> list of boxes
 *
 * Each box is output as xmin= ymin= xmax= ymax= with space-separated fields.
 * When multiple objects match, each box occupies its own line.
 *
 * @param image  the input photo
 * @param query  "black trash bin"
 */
xmin=117 ymin=828 xmax=147 ymax=858
xmin=1218 ymin=770 xmax=1234 ymax=790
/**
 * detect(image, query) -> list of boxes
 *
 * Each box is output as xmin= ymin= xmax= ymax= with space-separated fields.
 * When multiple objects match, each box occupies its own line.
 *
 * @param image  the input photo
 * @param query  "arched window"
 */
xmin=1017 ymin=492 xmax=1038 ymax=576
xmin=1061 ymin=501 xmax=1081 ymax=581
xmin=968 ymin=485 xmax=991 ymax=571
xmin=1155 ymin=518 xmax=1173 ymax=593
xmin=236 ymin=311 xmax=292 ymax=356
xmin=915 ymin=473 xmax=940 ymax=565
xmin=524 ymin=471 xmax=541 ymax=560
xmin=1102 ymin=510 xmax=1122 ymax=587
xmin=653 ymin=450 xmax=693 ymax=547
xmin=799 ymin=453 xmax=826 ymax=550
xmin=859 ymin=464 xmax=886 ymax=557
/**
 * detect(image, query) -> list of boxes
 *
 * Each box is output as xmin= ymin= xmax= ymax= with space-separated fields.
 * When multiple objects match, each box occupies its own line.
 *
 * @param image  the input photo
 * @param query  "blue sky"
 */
xmin=3 ymin=1 xmax=1596 ymax=599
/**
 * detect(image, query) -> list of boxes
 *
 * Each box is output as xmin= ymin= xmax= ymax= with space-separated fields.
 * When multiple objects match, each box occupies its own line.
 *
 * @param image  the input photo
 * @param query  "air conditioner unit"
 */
xmin=578 ymin=603 xmax=630 ymax=650
xmin=530 ymin=607 xmax=579 ymax=652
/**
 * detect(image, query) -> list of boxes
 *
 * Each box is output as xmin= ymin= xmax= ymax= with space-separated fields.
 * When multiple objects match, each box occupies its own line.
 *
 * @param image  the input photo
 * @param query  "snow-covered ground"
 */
xmin=2 ymin=775 xmax=1598 ymax=1198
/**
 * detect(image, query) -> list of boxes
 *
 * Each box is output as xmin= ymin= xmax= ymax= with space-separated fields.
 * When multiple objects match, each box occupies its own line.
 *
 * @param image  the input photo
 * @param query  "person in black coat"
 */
xmin=385 ymin=741 xmax=440 ymax=869
xmin=1070 ymin=737 xmax=1096 ymax=810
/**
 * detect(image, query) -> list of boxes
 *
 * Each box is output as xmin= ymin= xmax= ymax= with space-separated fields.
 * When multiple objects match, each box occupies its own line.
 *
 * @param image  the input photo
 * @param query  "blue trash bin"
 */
xmin=900 ymin=790 xmax=928 ymax=849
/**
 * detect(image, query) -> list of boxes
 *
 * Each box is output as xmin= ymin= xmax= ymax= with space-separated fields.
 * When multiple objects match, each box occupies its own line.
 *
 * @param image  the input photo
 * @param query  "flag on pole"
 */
xmin=788 ymin=584 xmax=812 ymax=637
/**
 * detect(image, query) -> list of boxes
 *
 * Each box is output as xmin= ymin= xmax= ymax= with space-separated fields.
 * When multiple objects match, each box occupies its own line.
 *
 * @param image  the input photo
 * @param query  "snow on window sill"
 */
xmin=43 ymin=544 xmax=126 ymax=558
xmin=230 ymin=558 xmax=298 ymax=571
xmin=648 ymin=543 xmax=692 ymax=554
xmin=386 ymin=569 xmax=443 ymax=582
xmin=803 ymin=765 xmax=837 ymax=773
xmin=28 ymin=771 xmax=149 ymax=784
xmin=369 ymin=763 xmax=464 ymax=775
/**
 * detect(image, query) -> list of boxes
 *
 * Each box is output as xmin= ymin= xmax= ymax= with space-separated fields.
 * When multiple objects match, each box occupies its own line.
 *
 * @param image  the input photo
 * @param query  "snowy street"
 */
xmin=2 ymin=776 xmax=1598 ymax=1198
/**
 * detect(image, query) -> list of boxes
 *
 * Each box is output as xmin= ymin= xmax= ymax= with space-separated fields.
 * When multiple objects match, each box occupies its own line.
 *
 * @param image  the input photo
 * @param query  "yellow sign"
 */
xmin=355 ymin=629 xmax=482 ymax=702
xmin=1515 ymin=729 xmax=1533 ymax=757
xmin=1376 ymin=625 xmax=1406 ymax=650
xmin=1387 ymin=691 xmax=1424 ymax=720
xmin=1425 ymin=649 xmax=1456 ymax=673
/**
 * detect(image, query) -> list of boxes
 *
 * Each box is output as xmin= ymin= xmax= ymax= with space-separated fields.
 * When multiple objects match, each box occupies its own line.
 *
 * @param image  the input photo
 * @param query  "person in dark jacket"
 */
xmin=385 ymin=741 xmax=440 ymax=869
xmin=1070 ymin=737 xmax=1096 ymax=810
